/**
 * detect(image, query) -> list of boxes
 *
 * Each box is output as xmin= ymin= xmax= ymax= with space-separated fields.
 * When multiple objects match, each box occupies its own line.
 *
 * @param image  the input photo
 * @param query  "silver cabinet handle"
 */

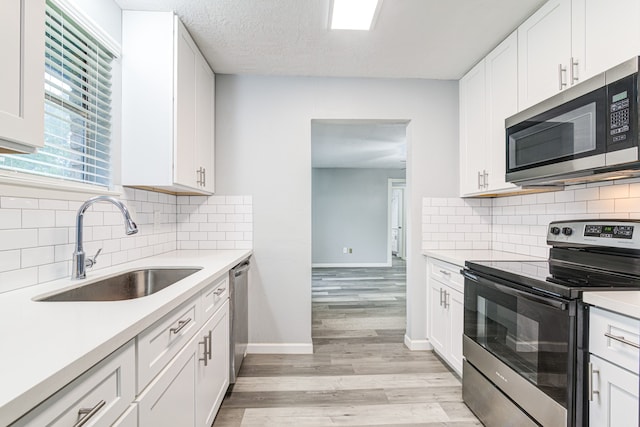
xmin=74 ymin=400 xmax=106 ymax=427
xmin=170 ymin=318 xmax=192 ymax=335
xmin=483 ymin=170 xmax=488 ymax=189
xmin=214 ymin=287 xmax=226 ymax=296
xmin=439 ymin=270 xmax=451 ymax=276
xmin=588 ymin=362 xmax=599 ymax=401
xmin=199 ymin=337 xmax=209 ymax=366
xmin=558 ymin=63 xmax=567 ymax=90
xmin=444 ymin=290 xmax=450 ymax=309
xmin=196 ymin=168 xmax=201 ymax=186
xmin=477 ymin=171 xmax=482 ymax=189
xmin=604 ymin=332 xmax=640 ymax=349
xmin=570 ymin=57 xmax=579 ymax=84
xmin=207 ymin=330 xmax=212 ymax=360
xmin=202 ymin=167 xmax=206 ymax=186
xmin=439 ymin=288 xmax=444 ymax=307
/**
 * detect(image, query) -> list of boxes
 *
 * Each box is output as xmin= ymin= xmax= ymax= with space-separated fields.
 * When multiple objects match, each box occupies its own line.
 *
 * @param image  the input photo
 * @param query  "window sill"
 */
xmin=0 ymin=171 xmax=121 ymax=201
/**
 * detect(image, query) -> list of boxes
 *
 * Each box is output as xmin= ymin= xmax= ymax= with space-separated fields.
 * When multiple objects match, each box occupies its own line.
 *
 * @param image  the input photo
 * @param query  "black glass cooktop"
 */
xmin=466 ymin=256 xmax=640 ymax=299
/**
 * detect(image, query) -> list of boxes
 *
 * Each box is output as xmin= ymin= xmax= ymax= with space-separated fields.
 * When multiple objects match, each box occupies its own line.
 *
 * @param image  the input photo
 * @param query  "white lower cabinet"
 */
xmin=588 ymin=307 xmax=639 ymax=427
xmin=10 ymin=341 xmax=136 ymax=426
xmin=426 ymin=257 xmax=464 ymax=376
xmin=196 ymin=300 xmax=230 ymax=427
xmin=113 ymin=405 xmax=138 ymax=427
xmin=137 ymin=339 xmax=197 ymax=426
xmin=589 ymin=355 xmax=639 ymax=427
xmin=12 ymin=274 xmax=232 ymax=426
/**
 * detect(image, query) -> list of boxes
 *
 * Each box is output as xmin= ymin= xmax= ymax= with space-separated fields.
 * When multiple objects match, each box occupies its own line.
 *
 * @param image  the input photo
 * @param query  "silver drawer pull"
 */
xmin=213 ymin=287 xmax=226 ymax=296
xmin=439 ymin=270 xmax=451 ymax=276
xmin=207 ymin=330 xmax=212 ymax=360
xmin=604 ymin=332 xmax=640 ymax=349
xmin=74 ymin=400 xmax=106 ymax=427
xmin=199 ymin=337 xmax=209 ymax=366
xmin=170 ymin=318 xmax=192 ymax=335
xmin=588 ymin=362 xmax=599 ymax=401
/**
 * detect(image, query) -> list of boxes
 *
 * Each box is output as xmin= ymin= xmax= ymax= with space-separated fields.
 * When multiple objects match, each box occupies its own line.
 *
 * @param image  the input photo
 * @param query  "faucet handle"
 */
xmin=85 ymin=248 xmax=102 ymax=269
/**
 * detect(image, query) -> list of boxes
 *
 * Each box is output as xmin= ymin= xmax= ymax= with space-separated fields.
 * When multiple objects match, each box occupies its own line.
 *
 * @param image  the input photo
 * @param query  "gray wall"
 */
xmin=312 ymin=168 xmax=405 ymax=265
xmin=215 ymin=74 xmax=459 ymax=350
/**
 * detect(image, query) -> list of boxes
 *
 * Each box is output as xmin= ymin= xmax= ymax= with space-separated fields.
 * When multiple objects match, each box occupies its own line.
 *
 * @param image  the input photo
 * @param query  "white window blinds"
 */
xmin=0 ymin=1 xmax=114 ymax=187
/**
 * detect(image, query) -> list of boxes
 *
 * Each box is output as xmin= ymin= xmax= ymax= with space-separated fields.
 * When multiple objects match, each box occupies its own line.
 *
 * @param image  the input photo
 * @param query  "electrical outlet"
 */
xmin=343 ymin=247 xmax=348 ymax=254
xmin=348 ymin=248 xmax=352 ymax=254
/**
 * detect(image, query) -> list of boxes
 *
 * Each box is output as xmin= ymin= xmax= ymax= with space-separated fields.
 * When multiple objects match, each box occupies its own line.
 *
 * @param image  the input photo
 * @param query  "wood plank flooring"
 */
xmin=212 ymin=258 xmax=481 ymax=426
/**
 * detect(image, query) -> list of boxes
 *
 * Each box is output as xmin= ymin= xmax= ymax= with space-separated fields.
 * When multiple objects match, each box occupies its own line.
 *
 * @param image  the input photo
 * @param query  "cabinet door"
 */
xmin=485 ymin=31 xmax=518 ymax=192
xmin=518 ymin=0 xmax=572 ymax=110
xmin=428 ymin=279 xmax=448 ymax=356
xmin=572 ymin=0 xmax=640 ymax=82
xmin=137 ymin=342 xmax=196 ymax=427
xmin=195 ymin=51 xmax=215 ymax=193
xmin=459 ymin=60 xmax=487 ymax=196
xmin=196 ymin=301 xmax=230 ymax=427
xmin=0 ymin=0 xmax=45 ymax=153
xmin=174 ymin=18 xmax=198 ymax=189
xmin=447 ymin=288 xmax=464 ymax=377
xmin=589 ymin=355 xmax=639 ymax=427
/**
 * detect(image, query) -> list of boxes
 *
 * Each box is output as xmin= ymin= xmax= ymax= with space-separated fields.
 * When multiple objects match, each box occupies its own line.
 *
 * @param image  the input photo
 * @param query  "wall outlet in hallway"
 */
xmin=343 ymin=247 xmax=347 ymax=254
xmin=342 ymin=247 xmax=353 ymax=254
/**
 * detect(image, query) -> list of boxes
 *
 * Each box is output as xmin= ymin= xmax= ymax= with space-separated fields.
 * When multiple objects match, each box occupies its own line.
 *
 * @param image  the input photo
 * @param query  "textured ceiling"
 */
xmin=312 ymin=120 xmax=407 ymax=169
xmin=114 ymin=0 xmax=546 ymax=79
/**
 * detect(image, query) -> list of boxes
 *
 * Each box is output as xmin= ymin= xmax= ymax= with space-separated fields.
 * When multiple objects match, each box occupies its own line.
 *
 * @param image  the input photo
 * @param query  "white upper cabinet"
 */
xmin=518 ymin=0 xmax=572 ymax=110
xmin=122 ymin=12 xmax=215 ymax=194
xmin=485 ymin=32 xmax=519 ymax=193
xmin=572 ymin=0 xmax=640 ymax=82
xmin=0 ymin=0 xmax=45 ymax=154
xmin=459 ymin=31 xmax=519 ymax=196
xmin=518 ymin=0 xmax=640 ymax=111
xmin=459 ymin=59 xmax=487 ymax=196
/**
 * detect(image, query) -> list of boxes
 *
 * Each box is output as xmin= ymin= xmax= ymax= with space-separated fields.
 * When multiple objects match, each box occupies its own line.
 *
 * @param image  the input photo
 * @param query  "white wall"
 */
xmin=215 ymin=75 xmax=459 ymax=350
xmin=312 ymin=168 xmax=405 ymax=266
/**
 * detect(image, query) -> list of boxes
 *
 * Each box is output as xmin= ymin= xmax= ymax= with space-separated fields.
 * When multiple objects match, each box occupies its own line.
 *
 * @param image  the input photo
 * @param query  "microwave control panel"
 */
xmin=607 ymin=73 xmax=636 ymax=147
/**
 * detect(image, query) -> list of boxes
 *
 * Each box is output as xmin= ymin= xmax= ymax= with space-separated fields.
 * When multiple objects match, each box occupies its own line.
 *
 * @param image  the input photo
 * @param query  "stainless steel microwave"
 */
xmin=505 ymin=57 xmax=640 ymax=186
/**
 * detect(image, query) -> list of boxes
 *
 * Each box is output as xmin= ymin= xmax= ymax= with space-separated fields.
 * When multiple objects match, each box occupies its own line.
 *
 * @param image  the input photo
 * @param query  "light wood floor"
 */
xmin=212 ymin=258 xmax=481 ymax=426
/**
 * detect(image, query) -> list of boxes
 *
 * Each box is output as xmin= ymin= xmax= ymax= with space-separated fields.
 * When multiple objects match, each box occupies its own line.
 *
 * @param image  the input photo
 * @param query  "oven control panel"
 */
xmin=547 ymin=220 xmax=640 ymax=249
xmin=584 ymin=224 xmax=634 ymax=239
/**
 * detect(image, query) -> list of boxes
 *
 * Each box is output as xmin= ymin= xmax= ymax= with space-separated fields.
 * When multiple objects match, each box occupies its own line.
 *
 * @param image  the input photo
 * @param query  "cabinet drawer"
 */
xmin=11 ymin=341 xmax=135 ymax=427
xmin=428 ymin=258 xmax=464 ymax=292
xmin=201 ymin=276 xmax=229 ymax=321
xmin=590 ymin=307 xmax=639 ymax=372
xmin=137 ymin=296 xmax=200 ymax=392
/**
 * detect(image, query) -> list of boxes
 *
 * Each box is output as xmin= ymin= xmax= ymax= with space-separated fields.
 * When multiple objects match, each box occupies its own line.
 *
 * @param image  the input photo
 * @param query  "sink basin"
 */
xmin=38 ymin=267 xmax=202 ymax=302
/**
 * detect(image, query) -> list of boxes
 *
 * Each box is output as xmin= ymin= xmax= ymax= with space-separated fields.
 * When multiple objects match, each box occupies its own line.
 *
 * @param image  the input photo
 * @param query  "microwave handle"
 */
xmin=462 ymin=270 xmax=568 ymax=311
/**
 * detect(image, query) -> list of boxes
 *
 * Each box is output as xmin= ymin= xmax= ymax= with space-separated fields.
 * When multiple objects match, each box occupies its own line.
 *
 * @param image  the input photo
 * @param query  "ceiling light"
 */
xmin=330 ymin=0 xmax=381 ymax=31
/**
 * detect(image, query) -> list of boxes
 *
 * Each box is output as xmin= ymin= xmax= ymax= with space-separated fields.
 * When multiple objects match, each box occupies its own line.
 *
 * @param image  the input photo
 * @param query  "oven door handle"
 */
xmin=462 ymin=270 xmax=568 ymax=311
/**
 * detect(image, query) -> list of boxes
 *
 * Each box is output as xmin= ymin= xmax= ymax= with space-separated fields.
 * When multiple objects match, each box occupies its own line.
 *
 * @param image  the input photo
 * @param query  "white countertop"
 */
xmin=583 ymin=291 xmax=640 ymax=320
xmin=422 ymin=249 xmax=544 ymax=266
xmin=0 ymin=249 xmax=251 ymax=426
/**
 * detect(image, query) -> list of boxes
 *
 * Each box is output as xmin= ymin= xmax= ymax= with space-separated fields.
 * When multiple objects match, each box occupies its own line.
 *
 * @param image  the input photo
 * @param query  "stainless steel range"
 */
xmin=461 ymin=219 xmax=640 ymax=427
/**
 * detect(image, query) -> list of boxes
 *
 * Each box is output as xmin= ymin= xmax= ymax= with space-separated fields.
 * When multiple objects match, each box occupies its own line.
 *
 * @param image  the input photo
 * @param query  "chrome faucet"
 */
xmin=72 ymin=196 xmax=138 ymax=279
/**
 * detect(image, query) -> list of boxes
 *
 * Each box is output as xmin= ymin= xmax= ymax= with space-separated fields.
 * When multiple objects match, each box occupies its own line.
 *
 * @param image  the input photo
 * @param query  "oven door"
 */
xmin=505 ymin=86 xmax=606 ymax=184
xmin=462 ymin=269 xmax=576 ymax=426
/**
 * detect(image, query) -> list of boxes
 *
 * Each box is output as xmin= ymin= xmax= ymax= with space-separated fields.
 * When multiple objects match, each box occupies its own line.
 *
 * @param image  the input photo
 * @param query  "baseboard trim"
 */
xmin=404 ymin=335 xmax=433 ymax=351
xmin=246 ymin=343 xmax=314 ymax=354
xmin=312 ymin=262 xmax=391 ymax=268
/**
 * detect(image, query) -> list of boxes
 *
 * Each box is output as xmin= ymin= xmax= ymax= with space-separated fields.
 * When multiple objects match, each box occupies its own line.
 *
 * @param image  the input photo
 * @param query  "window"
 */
xmin=0 ymin=1 xmax=114 ymax=187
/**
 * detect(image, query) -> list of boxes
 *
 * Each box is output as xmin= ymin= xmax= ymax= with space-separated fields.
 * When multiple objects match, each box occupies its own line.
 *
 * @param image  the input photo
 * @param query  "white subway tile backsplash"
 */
xmin=22 ymin=246 xmax=55 ymax=268
xmin=0 ymin=250 xmax=21 ymax=273
xmin=423 ymin=177 xmax=640 ymax=257
xmin=0 ymin=209 xmax=21 ymax=229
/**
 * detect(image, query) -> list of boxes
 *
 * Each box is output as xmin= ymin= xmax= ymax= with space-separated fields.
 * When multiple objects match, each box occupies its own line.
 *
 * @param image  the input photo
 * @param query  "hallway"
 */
xmin=213 ymin=259 xmax=480 ymax=426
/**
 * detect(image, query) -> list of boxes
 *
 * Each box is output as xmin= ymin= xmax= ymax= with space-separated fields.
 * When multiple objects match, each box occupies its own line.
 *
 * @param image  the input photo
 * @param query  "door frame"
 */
xmin=388 ymin=178 xmax=406 ymax=263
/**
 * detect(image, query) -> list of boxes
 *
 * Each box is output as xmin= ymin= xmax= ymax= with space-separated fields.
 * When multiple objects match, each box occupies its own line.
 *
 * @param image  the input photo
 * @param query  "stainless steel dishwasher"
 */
xmin=229 ymin=259 xmax=250 ymax=383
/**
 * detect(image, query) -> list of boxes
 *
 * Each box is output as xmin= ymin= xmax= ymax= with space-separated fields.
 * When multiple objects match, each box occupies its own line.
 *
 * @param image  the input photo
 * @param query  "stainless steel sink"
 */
xmin=38 ymin=268 xmax=202 ymax=302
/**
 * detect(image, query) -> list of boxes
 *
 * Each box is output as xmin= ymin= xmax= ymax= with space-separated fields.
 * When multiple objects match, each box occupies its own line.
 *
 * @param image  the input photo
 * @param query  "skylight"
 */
xmin=330 ymin=0 xmax=381 ymax=31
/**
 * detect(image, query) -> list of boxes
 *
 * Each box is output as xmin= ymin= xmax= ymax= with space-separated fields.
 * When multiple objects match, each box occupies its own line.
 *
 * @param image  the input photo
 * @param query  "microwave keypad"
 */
xmin=610 ymin=98 xmax=630 ymax=139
